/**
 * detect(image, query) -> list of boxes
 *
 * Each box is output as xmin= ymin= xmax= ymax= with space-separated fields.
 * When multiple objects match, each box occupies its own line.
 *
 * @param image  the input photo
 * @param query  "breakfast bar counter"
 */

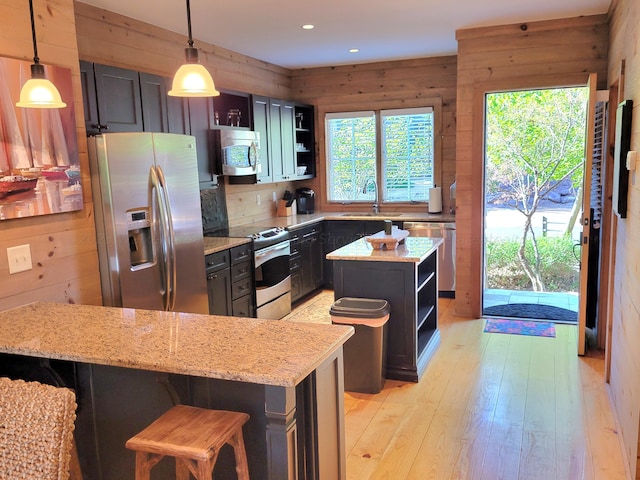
xmin=327 ymin=236 xmax=443 ymax=382
xmin=0 ymin=302 xmax=353 ymax=480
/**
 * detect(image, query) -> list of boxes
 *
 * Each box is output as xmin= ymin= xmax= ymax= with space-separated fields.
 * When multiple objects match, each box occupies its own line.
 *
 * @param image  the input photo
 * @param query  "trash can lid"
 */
xmin=330 ymin=297 xmax=390 ymax=318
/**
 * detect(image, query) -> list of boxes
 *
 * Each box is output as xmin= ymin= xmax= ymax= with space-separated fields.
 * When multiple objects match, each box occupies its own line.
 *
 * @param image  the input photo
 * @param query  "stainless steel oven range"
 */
xmin=253 ymin=228 xmax=291 ymax=319
xmin=206 ymin=225 xmax=291 ymax=319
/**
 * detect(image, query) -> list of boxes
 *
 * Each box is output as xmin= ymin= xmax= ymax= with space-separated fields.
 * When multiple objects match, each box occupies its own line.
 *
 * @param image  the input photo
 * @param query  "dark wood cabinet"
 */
xmin=332 ymin=243 xmax=440 ymax=383
xmin=294 ymin=103 xmax=315 ymax=178
xmin=81 ymin=63 xmax=170 ymax=136
xmin=187 ymin=97 xmax=217 ymax=187
xmin=80 ymin=62 xmax=144 ymax=135
xmin=166 ymin=84 xmax=190 ymax=135
xmin=79 ymin=60 xmax=100 ymax=135
xmin=252 ymin=96 xmax=272 ymax=183
xmin=252 ymin=96 xmax=315 ymax=184
xmin=139 ymin=72 xmax=169 ymax=133
xmin=80 ymin=61 xmax=311 ymax=187
xmin=290 ymin=222 xmax=323 ymax=302
xmin=229 ymin=243 xmax=254 ymax=317
xmin=206 ymin=250 xmax=232 ymax=316
xmin=206 ymin=244 xmax=255 ymax=317
xmin=269 ymin=98 xmax=296 ymax=182
xmin=213 ymin=91 xmax=251 ymax=129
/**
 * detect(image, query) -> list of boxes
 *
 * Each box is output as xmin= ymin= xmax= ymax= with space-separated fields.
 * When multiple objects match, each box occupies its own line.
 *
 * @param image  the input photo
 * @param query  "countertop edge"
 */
xmin=0 ymin=302 xmax=354 ymax=388
xmin=326 ymin=237 xmax=443 ymax=263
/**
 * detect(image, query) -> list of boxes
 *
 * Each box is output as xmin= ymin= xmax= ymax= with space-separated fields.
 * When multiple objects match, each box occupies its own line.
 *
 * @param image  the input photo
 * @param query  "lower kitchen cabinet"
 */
xmin=331 ymin=241 xmax=440 ymax=382
xmin=290 ymin=222 xmax=323 ymax=302
xmin=229 ymin=244 xmax=254 ymax=317
xmin=206 ymin=244 xmax=255 ymax=317
xmin=206 ymin=250 xmax=232 ymax=316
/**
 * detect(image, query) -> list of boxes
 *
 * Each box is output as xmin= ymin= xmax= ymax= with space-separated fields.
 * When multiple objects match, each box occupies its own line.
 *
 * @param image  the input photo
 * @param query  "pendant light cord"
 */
xmin=28 ymin=0 xmax=40 ymax=64
xmin=186 ymin=0 xmax=194 ymax=48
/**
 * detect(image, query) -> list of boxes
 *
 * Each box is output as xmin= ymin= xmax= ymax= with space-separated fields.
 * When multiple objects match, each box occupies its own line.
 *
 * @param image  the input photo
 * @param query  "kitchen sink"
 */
xmin=340 ymin=212 xmax=405 ymax=217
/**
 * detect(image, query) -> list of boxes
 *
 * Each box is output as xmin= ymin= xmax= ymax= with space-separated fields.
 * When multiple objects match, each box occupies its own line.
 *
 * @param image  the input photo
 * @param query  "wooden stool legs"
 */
xmin=229 ymin=428 xmax=250 ymax=480
xmin=126 ymin=405 xmax=250 ymax=480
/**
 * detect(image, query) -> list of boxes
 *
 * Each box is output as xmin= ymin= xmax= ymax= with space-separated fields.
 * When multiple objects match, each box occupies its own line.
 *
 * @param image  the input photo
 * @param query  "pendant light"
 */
xmin=168 ymin=0 xmax=220 ymax=97
xmin=16 ymin=0 xmax=66 ymax=108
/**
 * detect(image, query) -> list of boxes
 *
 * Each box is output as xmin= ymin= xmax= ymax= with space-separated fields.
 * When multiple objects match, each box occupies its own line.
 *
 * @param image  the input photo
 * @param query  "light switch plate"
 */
xmin=7 ymin=244 xmax=32 ymax=274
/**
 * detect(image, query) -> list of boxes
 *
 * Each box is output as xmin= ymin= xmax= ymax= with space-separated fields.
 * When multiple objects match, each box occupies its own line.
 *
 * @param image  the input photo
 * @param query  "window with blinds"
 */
xmin=382 ymin=107 xmax=434 ymax=202
xmin=326 ymin=107 xmax=435 ymax=203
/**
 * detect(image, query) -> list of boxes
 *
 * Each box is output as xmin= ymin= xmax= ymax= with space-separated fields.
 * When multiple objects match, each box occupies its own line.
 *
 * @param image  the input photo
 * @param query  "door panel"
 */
xmin=577 ymin=73 xmax=597 ymax=356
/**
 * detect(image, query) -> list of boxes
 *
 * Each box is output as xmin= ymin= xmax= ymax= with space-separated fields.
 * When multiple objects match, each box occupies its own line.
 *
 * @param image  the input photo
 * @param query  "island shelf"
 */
xmin=327 ymin=236 xmax=443 ymax=382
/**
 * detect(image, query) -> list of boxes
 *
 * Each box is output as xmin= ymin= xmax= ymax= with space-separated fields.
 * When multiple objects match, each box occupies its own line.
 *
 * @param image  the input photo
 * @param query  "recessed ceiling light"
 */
xmin=349 ymin=48 xmax=359 ymax=53
xmin=302 ymin=24 xmax=315 ymax=30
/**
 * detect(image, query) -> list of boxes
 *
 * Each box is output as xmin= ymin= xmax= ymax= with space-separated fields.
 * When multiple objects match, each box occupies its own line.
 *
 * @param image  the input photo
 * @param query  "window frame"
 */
xmin=321 ymin=98 xmax=442 ymax=208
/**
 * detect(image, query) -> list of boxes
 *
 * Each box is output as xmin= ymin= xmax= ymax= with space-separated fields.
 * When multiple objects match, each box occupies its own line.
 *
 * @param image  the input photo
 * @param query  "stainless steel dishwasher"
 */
xmin=404 ymin=222 xmax=456 ymax=297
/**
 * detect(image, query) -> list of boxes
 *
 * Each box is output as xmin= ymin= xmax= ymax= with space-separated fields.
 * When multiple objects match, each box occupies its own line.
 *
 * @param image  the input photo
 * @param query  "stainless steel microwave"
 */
xmin=212 ymin=129 xmax=261 ymax=176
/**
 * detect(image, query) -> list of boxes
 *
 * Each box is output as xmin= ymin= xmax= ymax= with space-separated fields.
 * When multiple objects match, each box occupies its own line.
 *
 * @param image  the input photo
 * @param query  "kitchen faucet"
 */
xmin=362 ymin=178 xmax=379 ymax=214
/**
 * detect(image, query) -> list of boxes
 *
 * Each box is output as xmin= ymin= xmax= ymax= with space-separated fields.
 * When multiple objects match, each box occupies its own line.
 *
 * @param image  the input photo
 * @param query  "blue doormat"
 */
xmin=484 ymin=318 xmax=556 ymax=338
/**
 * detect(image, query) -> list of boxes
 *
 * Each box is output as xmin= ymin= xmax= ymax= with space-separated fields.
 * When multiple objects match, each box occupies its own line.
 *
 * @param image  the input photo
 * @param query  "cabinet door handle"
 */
xmin=207 ymin=273 xmax=218 ymax=280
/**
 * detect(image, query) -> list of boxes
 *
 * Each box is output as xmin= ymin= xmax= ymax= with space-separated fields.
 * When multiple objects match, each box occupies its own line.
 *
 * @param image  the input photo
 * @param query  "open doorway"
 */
xmin=482 ymin=87 xmax=590 ymax=324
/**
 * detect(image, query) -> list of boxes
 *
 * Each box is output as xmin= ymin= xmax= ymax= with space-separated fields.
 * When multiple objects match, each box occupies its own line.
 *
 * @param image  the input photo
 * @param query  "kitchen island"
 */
xmin=0 ymin=302 xmax=353 ymax=480
xmin=327 ymin=236 xmax=443 ymax=382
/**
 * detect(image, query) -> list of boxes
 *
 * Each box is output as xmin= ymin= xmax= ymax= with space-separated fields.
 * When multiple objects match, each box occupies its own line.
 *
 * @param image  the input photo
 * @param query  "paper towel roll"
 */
xmin=428 ymin=186 xmax=442 ymax=213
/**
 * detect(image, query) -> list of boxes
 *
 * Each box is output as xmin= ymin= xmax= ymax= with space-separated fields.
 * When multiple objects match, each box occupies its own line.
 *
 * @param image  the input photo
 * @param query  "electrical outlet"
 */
xmin=7 ymin=244 xmax=32 ymax=274
xmin=256 ymin=194 xmax=261 ymax=206
xmin=272 ymin=191 xmax=277 ymax=202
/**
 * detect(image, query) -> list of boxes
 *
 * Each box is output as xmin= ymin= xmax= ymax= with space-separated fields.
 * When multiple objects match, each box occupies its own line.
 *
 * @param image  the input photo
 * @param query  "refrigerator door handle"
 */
xmin=149 ymin=165 xmax=177 ymax=311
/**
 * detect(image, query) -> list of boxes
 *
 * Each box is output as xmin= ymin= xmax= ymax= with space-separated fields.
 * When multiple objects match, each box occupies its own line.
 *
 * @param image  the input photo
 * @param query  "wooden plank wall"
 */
xmin=606 ymin=0 xmax=640 ymax=476
xmin=0 ymin=0 xmax=102 ymax=311
xmin=73 ymin=1 xmax=298 ymax=227
xmin=290 ymin=56 xmax=458 ymax=213
xmin=454 ymin=15 xmax=609 ymax=319
xmin=0 ymin=0 xmax=299 ymax=311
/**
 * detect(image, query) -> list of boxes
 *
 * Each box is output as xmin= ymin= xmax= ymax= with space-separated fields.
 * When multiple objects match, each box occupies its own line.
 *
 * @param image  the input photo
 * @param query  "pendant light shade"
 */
xmin=168 ymin=0 xmax=220 ymax=97
xmin=16 ymin=0 xmax=66 ymax=108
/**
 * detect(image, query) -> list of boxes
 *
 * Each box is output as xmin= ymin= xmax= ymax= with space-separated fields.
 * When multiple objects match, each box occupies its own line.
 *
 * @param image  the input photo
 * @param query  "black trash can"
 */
xmin=330 ymin=297 xmax=391 ymax=394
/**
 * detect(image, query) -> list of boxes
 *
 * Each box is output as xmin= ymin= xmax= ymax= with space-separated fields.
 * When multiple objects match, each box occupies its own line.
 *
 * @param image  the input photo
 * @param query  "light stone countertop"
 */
xmin=0 ymin=302 xmax=353 ymax=388
xmin=229 ymin=211 xmax=455 ymax=233
xmin=326 ymin=236 xmax=443 ymax=263
xmin=203 ymin=236 xmax=251 ymax=255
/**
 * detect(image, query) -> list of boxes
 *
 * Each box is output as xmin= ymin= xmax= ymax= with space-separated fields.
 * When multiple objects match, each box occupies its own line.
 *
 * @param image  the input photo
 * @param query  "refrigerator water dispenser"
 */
xmin=127 ymin=209 xmax=153 ymax=267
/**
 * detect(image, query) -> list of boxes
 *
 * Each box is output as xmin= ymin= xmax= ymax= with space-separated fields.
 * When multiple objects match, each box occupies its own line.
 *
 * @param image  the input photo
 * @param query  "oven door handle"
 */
xmin=254 ymin=241 xmax=290 ymax=268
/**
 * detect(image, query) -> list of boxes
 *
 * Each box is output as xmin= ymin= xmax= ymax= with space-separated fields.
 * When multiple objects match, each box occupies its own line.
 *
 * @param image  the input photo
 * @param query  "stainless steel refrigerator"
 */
xmin=88 ymin=132 xmax=208 ymax=314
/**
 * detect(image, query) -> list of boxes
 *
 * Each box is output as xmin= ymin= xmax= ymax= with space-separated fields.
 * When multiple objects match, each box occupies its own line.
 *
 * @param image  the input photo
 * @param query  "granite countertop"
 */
xmin=203 ymin=236 xmax=251 ymax=255
xmin=0 ymin=302 xmax=353 ymax=388
xmin=326 ymin=236 xmax=443 ymax=263
xmin=229 ymin=211 xmax=455 ymax=233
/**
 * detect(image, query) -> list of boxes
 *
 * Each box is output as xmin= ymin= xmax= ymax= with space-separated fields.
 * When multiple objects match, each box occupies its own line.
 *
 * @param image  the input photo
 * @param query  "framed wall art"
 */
xmin=0 ymin=56 xmax=81 ymax=221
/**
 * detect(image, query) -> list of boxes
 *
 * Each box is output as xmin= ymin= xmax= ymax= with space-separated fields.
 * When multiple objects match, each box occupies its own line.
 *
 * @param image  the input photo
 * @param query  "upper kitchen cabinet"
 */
xmin=212 ymin=90 xmax=251 ymax=129
xmin=80 ymin=62 xmax=144 ymax=135
xmin=139 ymin=72 xmax=170 ymax=133
xmin=186 ymin=97 xmax=217 ymax=187
xmin=269 ymin=98 xmax=296 ymax=182
xmin=252 ymin=96 xmax=316 ymax=184
xmin=81 ymin=62 xmax=173 ymax=135
xmin=294 ymin=103 xmax=315 ymax=179
xmin=252 ymin=96 xmax=272 ymax=183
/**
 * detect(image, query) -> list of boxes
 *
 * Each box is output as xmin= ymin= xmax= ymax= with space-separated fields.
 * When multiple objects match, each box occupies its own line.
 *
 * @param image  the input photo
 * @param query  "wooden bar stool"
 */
xmin=125 ymin=404 xmax=250 ymax=480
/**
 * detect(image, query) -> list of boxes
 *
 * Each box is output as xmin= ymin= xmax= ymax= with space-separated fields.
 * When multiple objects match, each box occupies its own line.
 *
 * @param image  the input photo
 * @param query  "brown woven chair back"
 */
xmin=0 ymin=377 xmax=77 ymax=480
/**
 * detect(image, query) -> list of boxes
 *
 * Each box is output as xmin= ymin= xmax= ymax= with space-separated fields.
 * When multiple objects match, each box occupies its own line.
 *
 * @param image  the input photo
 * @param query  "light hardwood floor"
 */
xmin=287 ymin=291 xmax=629 ymax=480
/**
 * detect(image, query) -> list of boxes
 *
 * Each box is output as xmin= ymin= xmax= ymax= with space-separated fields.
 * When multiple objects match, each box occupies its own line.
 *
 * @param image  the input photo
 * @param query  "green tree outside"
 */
xmin=485 ymin=87 xmax=587 ymax=291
